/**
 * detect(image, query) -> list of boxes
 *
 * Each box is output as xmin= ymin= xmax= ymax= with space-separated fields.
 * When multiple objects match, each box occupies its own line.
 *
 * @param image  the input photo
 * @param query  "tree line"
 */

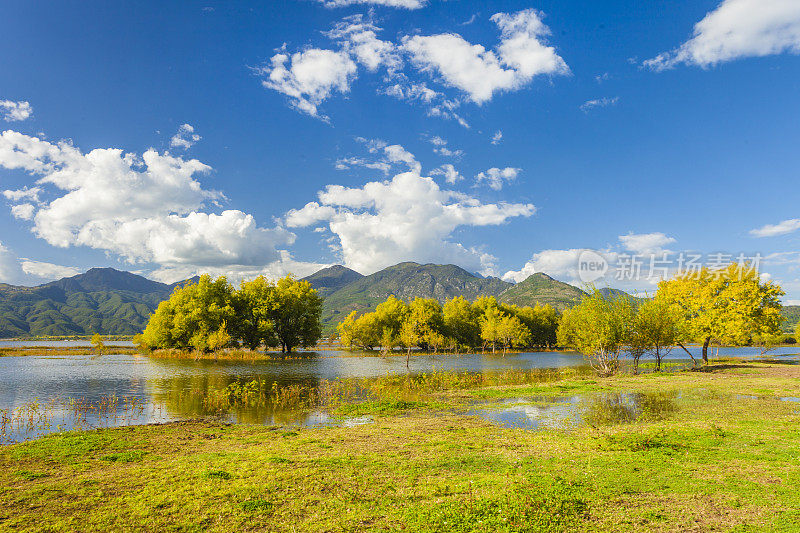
xmin=337 ymin=295 xmax=559 ymax=357
xmin=136 ymin=275 xmax=322 ymax=353
xmin=557 ymin=263 xmax=783 ymax=375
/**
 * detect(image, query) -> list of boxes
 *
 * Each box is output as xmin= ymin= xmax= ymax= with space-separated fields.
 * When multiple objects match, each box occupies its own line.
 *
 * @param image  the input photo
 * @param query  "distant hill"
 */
xmin=301 ymin=265 xmax=363 ymax=298
xmin=498 ymin=273 xmax=586 ymax=310
xmin=782 ymin=305 xmax=800 ymax=333
xmin=317 ymin=262 xmax=511 ymax=332
xmin=0 ymin=262 xmax=657 ymax=338
xmin=0 ymin=268 xmax=182 ymax=338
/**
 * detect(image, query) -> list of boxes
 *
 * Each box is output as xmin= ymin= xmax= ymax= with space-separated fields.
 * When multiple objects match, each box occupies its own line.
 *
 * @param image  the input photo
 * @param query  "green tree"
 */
xmin=497 ymin=314 xmax=531 ymax=354
xmin=657 ymin=263 xmax=784 ymax=363
xmin=443 ymin=296 xmax=481 ymax=351
xmin=139 ymin=275 xmax=236 ymax=352
xmin=268 ymin=276 xmax=323 ymax=353
xmin=236 ymin=276 xmax=278 ymax=350
xmin=557 ymin=289 xmax=633 ymax=376
xmin=635 ymin=296 xmax=684 ymax=371
xmin=408 ymin=298 xmax=444 ymax=350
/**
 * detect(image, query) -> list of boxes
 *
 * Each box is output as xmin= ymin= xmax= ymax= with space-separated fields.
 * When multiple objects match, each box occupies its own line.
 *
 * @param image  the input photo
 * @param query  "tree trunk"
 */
xmin=406 ymin=347 xmax=411 ymax=369
xmin=702 ymin=337 xmax=710 ymax=364
xmin=677 ymin=342 xmax=699 ymax=367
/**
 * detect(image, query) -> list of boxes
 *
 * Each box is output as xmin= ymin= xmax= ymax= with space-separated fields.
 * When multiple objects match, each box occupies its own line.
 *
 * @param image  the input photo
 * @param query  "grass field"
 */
xmin=1 ymin=361 xmax=799 ymax=531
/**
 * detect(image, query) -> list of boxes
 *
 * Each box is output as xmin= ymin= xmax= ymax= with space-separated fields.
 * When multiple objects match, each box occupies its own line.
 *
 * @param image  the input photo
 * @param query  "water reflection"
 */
xmin=473 ymin=391 xmax=679 ymax=430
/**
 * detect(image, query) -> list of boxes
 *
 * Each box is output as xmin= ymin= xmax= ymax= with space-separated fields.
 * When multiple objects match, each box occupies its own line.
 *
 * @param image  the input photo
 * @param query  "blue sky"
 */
xmin=1 ymin=0 xmax=800 ymax=300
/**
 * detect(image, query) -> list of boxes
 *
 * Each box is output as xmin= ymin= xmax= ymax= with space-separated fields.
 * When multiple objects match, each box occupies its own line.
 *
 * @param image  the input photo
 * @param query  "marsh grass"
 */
xmin=0 ymin=346 xmax=140 ymax=357
xmin=3 ymin=363 xmax=800 ymax=530
xmin=1 ymin=395 xmax=153 ymax=444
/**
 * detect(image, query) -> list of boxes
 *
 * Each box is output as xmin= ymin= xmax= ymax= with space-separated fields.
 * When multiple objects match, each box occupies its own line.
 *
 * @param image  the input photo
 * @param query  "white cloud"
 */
xmin=0 ymin=100 xmax=33 ymax=122
xmin=326 ymin=15 xmax=401 ymax=72
xmin=430 ymin=163 xmax=462 ymax=184
xmin=644 ymin=0 xmax=800 ymax=70
xmin=335 ymin=156 xmax=392 ymax=174
xmin=384 ymin=78 xmax=470 ymax=127
xmin=504 ymin=232 xmax=679 ymax=287
xmin=426 ymin=135 xmax=463 ymax=157
xmin=503 ymin=248 xmax=588 ymax=283
xmin=580 ymin=96 xmax=619 ymax=112
xmin=491 ymin=130 xmax=503 ymax=145
xmin=0 ymin=130 xmax=294 ymax=274
xmin=476 ymin=167 xmax=520 ymax=190
xmin=285 ymin=170 xmax=535 ymax=274
xmin=170 ymin=123 xmax=201 ymax=150
xmin=148 ymin=251 xmax=326 ymax=285
xmin=342 ymin=137 xmax=421 ymax=174
xmin=262 ymin=9 xmax=565 ymax=122
xmin=20 ymin=259 xmax=80 ymax=281
xmin=0 ymin=241 xmax=78 ymax=285
xmin=10 ymin=203 xmax=35 ymax=220
xmin=751 ymin=218 xmax=800 ymax=238
xmin=384 ymin=144 xmax=421 ymax=173
xmin=404 ymin=9 xmax=568 ymax=104
xmin=3 ymin=186 xmax=40 ymax=202
xmin=260 ymin=48 xmax=358 ymax=119
xmin=317 ymin=0 xmax=426 ymax=8
xmin=619 ymin=232 xmax=676 ymax=254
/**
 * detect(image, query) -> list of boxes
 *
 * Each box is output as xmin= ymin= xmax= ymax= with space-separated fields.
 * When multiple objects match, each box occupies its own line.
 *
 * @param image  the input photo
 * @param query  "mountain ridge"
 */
xmin=2 ymin=263 xmax=773 ymax=338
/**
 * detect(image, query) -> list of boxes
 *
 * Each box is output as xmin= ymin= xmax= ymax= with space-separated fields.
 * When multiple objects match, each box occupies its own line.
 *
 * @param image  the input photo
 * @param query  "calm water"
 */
xmin=1 ymin=345 xmax=797 ymax=443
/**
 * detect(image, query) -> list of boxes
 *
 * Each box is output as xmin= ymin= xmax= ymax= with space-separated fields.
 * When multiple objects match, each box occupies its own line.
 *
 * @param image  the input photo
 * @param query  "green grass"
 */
xmin=1 ymin=362 xmax=800 ymax=531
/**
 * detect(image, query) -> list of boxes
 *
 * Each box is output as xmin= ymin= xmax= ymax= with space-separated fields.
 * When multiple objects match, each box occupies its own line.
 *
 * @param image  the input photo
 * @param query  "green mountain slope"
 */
xmin=0 ymin=268 xmax=178 ymax=338
xmin=498 ymin=273 xmax=586 ymax=310
xmin=301 ymin=265 xmax=364 ymax=298
xmin=318 ymin=262 xmax=511 ymax=332
xmin=781 ymin=305 xmax=800 ymax=333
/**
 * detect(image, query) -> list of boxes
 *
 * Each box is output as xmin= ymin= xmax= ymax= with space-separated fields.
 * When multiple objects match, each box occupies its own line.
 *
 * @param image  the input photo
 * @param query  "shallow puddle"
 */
xmin=470 ymin=391 xmax=680 ymax=431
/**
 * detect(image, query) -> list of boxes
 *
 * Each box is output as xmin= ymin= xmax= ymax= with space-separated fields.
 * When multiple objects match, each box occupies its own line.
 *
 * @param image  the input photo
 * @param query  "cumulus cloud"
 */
xmin=261 ymin=9 xmax=566 ymax=121
xmin=580 ymin=96 xmax=619 ymax=112
xmin=503 ymin=232 xmax=679 ymax=288
xmin=475 ymin=167 xmax=519 ymax=190
xmin=170 ymin=123 xmax=201 ymax=150
xmin=750 ymin=218 xmax=800 ymax=237
xmin=644 ymin=0 xmax=800 ymax=70
xmin=285 ymin=170 xmax=535 ymax=274
xmin=20 ymin=259 xmax=80 ymax=281
xmin=491 ymin=130 xmax=503 ymax=145
xmin=403 ymin=9 xmax=569 ymax=103
xmin=503 ymin=248 xmax=589 ymax=283
xmin=338 ymin=137 xmax=421 ymax=174
xmin=430 ymin=163 xmax=462 ymax=184
xmin=618 ymin=232 xmax=676 ymax=254
xmin=326 ymin=15 xmax=401 ymax=72
xmin=317 ymin=0 xmax=426 ymax=8
xmin=0 ymin=130 xmax=294 ymax=275
xmin=0 ymin=100 xmax=33 ymax=122
xmin=260 ymin=48 xmax=358 ymax=118
xmin=0 ymin=241 xmax=78 ymax=285
xmin=10 ymin=203 xmax=35 ymax=220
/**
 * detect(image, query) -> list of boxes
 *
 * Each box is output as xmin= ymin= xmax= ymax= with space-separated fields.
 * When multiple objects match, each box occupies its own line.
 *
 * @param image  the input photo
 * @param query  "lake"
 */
xmin=1 ymin=345 xmax=797 ymax=443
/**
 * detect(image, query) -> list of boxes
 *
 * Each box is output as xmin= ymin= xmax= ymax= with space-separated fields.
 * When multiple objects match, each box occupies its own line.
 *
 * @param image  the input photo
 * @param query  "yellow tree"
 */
xmin=656 ymin=263 xmax=783 ymax=363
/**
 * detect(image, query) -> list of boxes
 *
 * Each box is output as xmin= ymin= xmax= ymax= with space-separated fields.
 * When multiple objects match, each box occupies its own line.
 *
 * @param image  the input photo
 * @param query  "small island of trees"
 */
xmin=135 ymin=274 xmax=322 ymax=353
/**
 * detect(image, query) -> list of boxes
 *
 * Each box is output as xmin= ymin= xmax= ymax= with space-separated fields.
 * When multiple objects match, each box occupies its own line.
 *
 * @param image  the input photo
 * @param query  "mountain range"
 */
xmin=0 ymin=263 xmax=796 ymax=338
